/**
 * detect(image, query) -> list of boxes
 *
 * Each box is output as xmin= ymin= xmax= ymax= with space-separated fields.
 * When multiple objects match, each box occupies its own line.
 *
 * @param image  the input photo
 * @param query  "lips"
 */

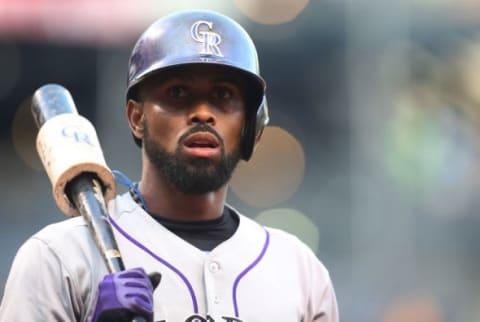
xmin=182 ymin=132 xmax=221 ymax=158
xmin=184 ymin=132 xmax=220 ymax=148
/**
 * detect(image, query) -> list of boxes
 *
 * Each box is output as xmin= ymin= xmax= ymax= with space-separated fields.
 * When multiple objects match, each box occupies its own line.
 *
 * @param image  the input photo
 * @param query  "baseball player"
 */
xmin=0 ymin=10 xmax=339 ymax=322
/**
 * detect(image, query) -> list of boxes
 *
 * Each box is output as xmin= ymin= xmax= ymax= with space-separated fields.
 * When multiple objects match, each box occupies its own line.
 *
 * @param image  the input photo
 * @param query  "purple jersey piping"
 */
xmin=109 ymin=215 xmax=199 ymax=313
xmin=232 ymin=228 xmax=270 ymax=317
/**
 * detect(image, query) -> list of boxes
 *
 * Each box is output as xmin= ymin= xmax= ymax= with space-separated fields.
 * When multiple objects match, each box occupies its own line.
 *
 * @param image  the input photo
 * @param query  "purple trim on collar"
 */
xmin=232 ymin=228 xmax=270 ymax=317
xmin=108 ymin=215 xmax=199 ymax=313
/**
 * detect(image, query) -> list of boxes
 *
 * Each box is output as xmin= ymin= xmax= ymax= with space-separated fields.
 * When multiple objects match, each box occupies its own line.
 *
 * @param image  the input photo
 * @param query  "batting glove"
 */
xmin=91 ymin=267 xmax=162 ymax=322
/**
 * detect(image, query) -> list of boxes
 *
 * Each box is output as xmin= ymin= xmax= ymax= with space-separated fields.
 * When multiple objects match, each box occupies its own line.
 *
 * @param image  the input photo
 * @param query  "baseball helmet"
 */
xmin=126 ymin=9 xmax=269 ymax=161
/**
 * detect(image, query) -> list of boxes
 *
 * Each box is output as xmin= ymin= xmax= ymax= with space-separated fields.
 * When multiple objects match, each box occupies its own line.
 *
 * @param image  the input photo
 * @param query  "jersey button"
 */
xmin=214 ymin=295 xmax=221 ymax=304
xmin=209 ymin=261 xmax=220 ymax=273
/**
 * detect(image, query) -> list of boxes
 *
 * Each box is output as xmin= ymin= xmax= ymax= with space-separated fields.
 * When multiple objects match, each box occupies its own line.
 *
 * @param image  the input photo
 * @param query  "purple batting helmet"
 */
xmin=126 ymin=10 xmax=269 ymax=161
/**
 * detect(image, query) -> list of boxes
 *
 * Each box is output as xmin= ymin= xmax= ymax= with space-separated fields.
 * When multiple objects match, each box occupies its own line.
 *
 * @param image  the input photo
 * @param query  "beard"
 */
xmin=143 ymin=122 xmax=241 ymax=194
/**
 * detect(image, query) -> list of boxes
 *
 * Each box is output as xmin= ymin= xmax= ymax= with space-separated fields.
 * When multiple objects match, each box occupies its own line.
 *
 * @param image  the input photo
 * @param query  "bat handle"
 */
xmin=67 ymin=174 xmax=125 ymax=272
xmin=67 ymin=175 xmax=149 ymax=322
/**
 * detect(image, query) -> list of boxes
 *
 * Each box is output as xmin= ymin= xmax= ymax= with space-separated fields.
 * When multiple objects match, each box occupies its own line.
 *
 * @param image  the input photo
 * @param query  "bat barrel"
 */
xmin=31 ymin=84 xmax=78 ymax=128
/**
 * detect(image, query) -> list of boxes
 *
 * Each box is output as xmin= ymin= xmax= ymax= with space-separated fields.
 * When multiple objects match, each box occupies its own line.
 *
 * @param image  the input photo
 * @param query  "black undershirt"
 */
xmin=149 ymin=207 xmax=240 ymax=251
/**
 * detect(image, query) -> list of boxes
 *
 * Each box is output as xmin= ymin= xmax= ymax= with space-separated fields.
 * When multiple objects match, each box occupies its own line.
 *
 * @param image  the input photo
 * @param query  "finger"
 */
xmin=124 ymin=279 xmax=153 ymax=290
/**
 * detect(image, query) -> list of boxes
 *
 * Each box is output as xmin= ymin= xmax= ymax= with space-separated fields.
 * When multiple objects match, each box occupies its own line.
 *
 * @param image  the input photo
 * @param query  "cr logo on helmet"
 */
xmin=191 ymin=20 xmax=224 ymax=57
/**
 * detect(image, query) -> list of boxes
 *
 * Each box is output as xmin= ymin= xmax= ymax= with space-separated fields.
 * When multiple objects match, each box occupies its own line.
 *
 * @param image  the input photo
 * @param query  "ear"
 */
xmin=126 ymin=99 xmax=145 ymax=142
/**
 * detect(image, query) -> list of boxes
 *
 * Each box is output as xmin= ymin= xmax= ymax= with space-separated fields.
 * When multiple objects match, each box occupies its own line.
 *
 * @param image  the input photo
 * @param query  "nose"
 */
xmin=188 ymin=101 xmax=216 ymax=126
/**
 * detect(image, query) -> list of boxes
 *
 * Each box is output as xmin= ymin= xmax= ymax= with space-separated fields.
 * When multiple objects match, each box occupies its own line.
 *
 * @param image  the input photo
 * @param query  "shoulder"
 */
xmin=2 ymin=217 xmax=104 ymax=321
xmin=231 ymin=206 xmax=313 ymax=250
xmin=231 ymin=208 xmax=336 ymax=301
xmin=233 ymin=207 xmax=331 ymax=276
xmin=233 ymin=208 xmax=317 ymax=257
xmin=31 ymin=216 xmax=91 ymax=249
xmin=261 ymin=224 xmax=336 ymax=308
xmin=267 ymin=226 xmax=329 ymax=270
xmin=20 ymin=216 xmax=104 ymax=276
xmin=266 ymin=225 xmax=316 ymax=256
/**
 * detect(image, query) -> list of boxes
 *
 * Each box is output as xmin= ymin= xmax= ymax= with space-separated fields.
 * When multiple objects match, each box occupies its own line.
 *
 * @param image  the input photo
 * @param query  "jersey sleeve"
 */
xmin=310 ymin=271 xmax=339 ymax=322
xmin=300 ymin=239 xmax=340 ymax=322
xmin=0 ymin=236 xmax=84 ymax=321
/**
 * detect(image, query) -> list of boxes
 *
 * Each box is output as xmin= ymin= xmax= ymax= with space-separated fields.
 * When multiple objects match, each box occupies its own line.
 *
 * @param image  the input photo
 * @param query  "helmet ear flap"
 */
xmin=254 ymin=97 xmax=269 ymax=143
xmin=241 ymin=97 xmax=269 ymax=161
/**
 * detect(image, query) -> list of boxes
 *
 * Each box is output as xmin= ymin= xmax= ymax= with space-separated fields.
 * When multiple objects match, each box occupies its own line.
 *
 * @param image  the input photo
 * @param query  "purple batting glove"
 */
xmin=91 ymin=267 xmax=162 ymax=322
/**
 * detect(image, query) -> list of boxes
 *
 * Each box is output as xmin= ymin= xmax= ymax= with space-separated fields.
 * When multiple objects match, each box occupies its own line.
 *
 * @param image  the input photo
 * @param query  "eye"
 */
xmin=168 ymin=86 xmax=188 ymax=99
xmin=212 ymin=86 xmax=233 ymax=100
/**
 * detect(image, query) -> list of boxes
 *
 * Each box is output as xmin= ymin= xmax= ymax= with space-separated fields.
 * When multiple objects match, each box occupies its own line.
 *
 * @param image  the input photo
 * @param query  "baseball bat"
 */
xmin=31 ymin=84 xmax=147 ymax=322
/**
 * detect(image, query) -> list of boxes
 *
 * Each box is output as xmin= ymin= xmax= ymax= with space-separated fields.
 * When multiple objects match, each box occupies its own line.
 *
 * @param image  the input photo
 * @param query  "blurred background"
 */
xmin=1 ymin=0 xmax=480 ymax=321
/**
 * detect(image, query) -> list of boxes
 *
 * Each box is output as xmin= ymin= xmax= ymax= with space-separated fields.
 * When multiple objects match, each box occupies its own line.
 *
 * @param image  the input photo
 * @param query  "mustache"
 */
xmin=178 ymin=124 xmax=224 ymax=147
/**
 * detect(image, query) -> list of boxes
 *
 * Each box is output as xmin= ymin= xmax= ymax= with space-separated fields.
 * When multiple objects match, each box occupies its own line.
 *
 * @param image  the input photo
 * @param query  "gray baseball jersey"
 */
xmin=0 ymin=193 xmax=339 ymax=321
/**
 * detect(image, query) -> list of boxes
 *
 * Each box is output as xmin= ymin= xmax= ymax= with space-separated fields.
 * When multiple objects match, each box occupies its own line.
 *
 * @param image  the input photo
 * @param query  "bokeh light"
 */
xmin=381 ymin=295 xmax=443 ymax=322
xmin=234 ymin=0 xmax=309 ymax=25
xmin=11 ymin=97 xmax=42 ymax=171
xmin=255 ymin=208 xmax=319 ymax=253
xmin=458 ymin=39 xmax=480 ymax=107
xmin=230 ymin=126 xmax=305 ymax=208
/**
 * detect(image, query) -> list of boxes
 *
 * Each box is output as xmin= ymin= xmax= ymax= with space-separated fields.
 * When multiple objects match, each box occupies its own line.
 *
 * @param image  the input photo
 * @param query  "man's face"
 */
xmin=135 ymin=64 xmax=246 ymax=194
